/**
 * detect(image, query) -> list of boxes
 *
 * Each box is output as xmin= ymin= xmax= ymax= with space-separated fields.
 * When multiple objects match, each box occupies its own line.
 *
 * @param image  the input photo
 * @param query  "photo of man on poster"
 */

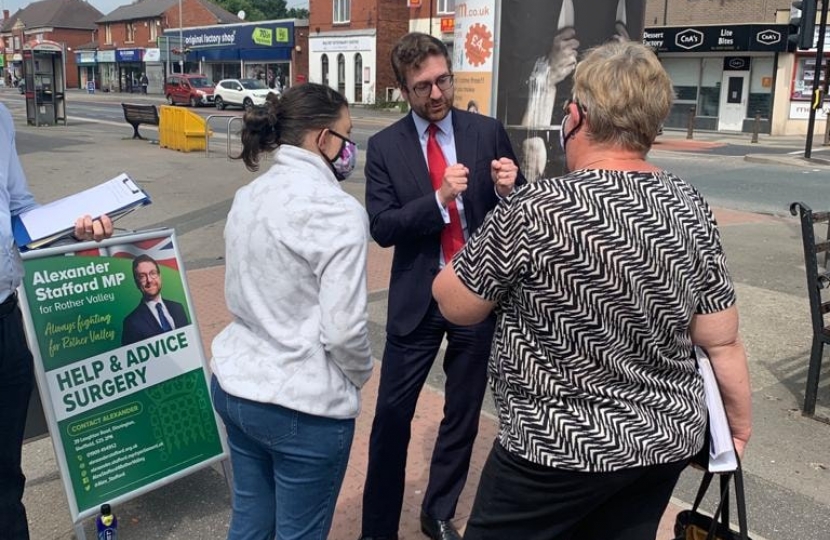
xmin=496 ymin=0 xmax=645 ymax=180
xmin=121 ymin=254 xmax=189 ymax=346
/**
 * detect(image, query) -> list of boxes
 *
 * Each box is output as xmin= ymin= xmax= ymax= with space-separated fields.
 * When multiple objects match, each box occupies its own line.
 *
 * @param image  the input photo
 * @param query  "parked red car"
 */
xmin=164 ymin=74 xmax=215 ymax=107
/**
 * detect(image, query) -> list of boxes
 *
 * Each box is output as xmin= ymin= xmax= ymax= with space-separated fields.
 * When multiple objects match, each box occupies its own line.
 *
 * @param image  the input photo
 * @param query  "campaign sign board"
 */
xmin=18 ymin=229 xmax=226 ymax=521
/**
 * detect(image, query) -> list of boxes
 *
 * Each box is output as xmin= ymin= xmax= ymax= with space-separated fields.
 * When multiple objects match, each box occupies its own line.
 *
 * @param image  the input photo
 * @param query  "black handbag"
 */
xmin=674 ymin=460 xmax=751 ymax=540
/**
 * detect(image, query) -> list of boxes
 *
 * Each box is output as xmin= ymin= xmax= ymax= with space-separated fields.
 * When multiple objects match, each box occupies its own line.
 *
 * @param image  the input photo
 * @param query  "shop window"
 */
xmin=662 ymin=57 xmax=700 ymax=127
xmin=438 ymin=0 xmax=455 ymax=14
xmin=792 ymin=54 xmax=828 ymax=101
xmin=354 ymin=53 xmax=363 ymax=102
xmin=697 ymin=58 xmax=721 ymax=118
xmin=749 ymin=57 xmax=774 ymax=119
xmin=322 ymin=54 xmax=329 ymax=87
xmin=334 ymin=0 xmax=351 ymax=24
xmin=662 ymin=57 xmax=699 ymax=102
xmin=337 ymin=53 xmax=346 ymax=96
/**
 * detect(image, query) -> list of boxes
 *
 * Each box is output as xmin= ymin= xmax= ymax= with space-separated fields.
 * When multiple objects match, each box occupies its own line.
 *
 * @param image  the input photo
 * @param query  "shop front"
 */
xmin=96 ymin=50 xmax=117 ymax=92
xmin=644 ymin=23 xmax=788 ymax=134
xmin=76 ymin=50 xmax=96 ymax=90
xmin=163 ymin=20 xmax=296 ymax=91
xmin=116 ymin=48 xmax=145 ymax=93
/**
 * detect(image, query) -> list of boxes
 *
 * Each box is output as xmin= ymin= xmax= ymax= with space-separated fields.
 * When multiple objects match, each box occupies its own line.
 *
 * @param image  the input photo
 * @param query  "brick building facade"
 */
xmin=0 ymin=0 xmax=103 ymax=89
xmin=308 ymin=0 xmax=409 ymax=104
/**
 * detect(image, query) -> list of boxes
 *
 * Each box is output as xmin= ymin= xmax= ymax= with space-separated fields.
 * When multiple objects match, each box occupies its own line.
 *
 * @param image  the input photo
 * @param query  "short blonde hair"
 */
xmin=572 ymin=41 xmax=673 ymax=153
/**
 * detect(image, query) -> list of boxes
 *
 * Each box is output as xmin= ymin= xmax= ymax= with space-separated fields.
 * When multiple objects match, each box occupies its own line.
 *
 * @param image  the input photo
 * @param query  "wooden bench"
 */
xmin=121 ymin=103 xmax=159 ymax=140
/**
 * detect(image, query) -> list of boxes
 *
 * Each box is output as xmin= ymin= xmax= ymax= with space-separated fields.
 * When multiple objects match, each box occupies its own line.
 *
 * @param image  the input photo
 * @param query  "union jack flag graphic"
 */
xmin=65 ymin=247 xmax=105 ymax=257
xmin=110 ymin=237 xmax=179 ymax=270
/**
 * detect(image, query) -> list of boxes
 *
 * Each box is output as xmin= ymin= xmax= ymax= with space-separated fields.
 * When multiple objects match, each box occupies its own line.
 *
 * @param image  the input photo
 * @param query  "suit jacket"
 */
xmin=121 ymin=298 xmax=189 ymax=346
xmin=365 ymin=108 xmax=524 ymax=336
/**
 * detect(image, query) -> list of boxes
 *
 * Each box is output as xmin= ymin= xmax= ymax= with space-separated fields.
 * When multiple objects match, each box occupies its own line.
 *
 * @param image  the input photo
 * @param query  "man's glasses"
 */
xmin=136 ymin=270 xmax=159 ymax=283
xmin=409 ymin=74 xmax=454 ymax=98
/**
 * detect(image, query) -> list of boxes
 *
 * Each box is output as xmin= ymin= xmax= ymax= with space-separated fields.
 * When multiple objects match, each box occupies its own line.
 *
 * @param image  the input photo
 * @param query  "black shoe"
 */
xmin=420 ymin=511 xmax=461 ymax=540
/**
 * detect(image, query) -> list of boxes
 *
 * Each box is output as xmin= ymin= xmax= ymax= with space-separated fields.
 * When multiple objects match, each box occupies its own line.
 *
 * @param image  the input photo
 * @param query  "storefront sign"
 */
xmin=97 ymin=50 xmax=115 ymax=63
xmin=790 ymin=101 xmax=830 ymax=119
xmin=19 ymin=230 xmax=225 ymax=521
xmin=408 ymin=0 xmax=423 ymax=7
xmin=644 ymin=24 xmax=789 ymax=53
xmin=76 ymin=51 xmax=96 ymax=65
xmin=116 ymin=49 xmax=143 ymax=62
xmin=723 ymin=56 xmax=751 ymax=71
xmin=143 ymin=48 xmax=160 ymax=62
xmin=174 ymin=21 xmax=294 ymax=50
xmin=310 ymin=35 xmax=373 ymax=53
xmin=441 ymin=18 xmax=455 ymax=34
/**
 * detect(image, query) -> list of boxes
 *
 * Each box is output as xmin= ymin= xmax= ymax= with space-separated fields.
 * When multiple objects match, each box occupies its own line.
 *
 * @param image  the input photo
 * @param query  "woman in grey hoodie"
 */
xmin=211 ymin=83 xmax=372 ymax=540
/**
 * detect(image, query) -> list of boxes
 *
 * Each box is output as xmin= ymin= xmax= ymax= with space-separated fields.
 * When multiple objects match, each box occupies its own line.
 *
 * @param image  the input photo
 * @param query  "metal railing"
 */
xmin=204 ymin=114 xmax=244 ymax=159
xmin=790 ymin=201 xmax=830 ymax=420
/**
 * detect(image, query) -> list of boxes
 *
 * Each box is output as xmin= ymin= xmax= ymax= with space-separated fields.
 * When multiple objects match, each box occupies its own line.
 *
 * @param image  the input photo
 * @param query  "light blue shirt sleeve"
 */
xmin=0 ymin=103 xmax=38 ymax=300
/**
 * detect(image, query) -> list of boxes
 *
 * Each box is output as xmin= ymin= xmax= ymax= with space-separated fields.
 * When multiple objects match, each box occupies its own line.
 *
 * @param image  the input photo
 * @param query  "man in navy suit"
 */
xmin=121 ymin=254 xmax=189 ymax=346
xmin=360 ymin=33 xmax=524 ymax=540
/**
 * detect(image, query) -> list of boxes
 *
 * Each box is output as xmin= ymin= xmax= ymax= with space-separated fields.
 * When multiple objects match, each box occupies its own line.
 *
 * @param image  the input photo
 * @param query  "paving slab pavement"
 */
xmin=6 ymin=91 xmax=827 ymax=539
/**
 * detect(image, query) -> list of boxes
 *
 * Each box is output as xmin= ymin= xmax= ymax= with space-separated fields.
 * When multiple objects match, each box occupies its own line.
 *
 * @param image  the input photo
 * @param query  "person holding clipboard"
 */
xmin=0 ymin=102 xmax=113 ymax=540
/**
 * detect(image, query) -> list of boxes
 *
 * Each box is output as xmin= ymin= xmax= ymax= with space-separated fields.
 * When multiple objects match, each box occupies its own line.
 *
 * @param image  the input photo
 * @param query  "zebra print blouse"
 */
xmin=453 ymin=168 xmax=736 ymax=472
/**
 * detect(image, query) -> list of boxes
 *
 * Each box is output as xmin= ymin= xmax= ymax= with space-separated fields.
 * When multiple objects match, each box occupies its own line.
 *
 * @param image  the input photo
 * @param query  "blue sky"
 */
xmin=2 ymin=0 xmax=309 ymax=17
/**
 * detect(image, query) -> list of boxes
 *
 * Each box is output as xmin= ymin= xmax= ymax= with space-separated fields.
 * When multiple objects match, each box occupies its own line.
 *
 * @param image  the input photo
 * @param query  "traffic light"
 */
xmin=790 ymin=1 xmax=818 ymax=50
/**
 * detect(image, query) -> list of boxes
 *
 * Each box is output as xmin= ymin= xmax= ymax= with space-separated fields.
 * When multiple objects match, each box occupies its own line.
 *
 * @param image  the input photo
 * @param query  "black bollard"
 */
xmin=686 ymin=106 xmax=696 ymax=140
xmin=751 ymin=112 xmax=760 ymax=144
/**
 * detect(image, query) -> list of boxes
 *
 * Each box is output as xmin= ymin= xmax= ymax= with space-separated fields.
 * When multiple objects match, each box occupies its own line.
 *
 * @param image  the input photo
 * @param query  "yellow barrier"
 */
xmin=159 ymin=105 xmax=212 ymax=152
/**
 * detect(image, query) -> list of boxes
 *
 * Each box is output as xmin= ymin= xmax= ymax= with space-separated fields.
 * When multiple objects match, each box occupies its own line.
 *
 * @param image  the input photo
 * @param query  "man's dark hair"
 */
xmin=132 ymin=254 xmax=159 ymax=281
xmin=391 ymin=32 xmax=451 ymax=88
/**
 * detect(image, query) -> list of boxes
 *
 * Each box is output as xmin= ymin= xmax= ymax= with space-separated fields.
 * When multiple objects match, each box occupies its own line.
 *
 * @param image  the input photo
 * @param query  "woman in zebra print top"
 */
xmin=433 ymin=41 xmax=752 ymax=540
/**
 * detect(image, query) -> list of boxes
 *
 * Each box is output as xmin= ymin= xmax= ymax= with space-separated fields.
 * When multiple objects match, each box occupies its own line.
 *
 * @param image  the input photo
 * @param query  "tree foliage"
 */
xmin=213 ymin=0 xmax=309 ymax=21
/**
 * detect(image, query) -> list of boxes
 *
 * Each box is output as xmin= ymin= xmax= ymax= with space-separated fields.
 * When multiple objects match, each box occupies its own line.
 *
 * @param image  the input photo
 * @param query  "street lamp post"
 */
xmin=179 ymin=0 xmax=184 ymax=73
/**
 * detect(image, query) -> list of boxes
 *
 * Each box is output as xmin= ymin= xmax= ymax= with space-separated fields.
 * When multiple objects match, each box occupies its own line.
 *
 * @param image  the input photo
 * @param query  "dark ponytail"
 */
xmin=236 ymin=83 xmax=348 ymax=172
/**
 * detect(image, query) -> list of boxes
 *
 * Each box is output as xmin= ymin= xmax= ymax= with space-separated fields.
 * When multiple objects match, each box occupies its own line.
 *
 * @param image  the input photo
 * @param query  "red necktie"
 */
xmin=427 ymin=124 xmax=465 ymax=262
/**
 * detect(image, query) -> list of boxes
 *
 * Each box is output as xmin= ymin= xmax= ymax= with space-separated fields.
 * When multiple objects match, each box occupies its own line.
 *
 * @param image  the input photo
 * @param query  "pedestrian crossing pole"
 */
xmin=806 ymin=0 xmax=829 ymax=159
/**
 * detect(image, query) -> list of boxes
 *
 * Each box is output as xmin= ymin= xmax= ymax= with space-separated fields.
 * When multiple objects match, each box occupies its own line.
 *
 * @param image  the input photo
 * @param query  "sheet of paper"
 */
xmin=16 ymin=173 xmax=149 ymax=245
xmin=695 ymin=346 xmax=739 ymax=473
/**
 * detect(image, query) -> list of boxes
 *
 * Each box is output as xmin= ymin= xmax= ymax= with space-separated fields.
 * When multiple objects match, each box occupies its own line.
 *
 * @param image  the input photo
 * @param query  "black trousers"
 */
xmin=0 ymin=296 xmax=33 ymax=540
xmin=465 ymin=440 xmax=688 ymax=540
xmin=361 ymin=303 xmax=495 ymax=536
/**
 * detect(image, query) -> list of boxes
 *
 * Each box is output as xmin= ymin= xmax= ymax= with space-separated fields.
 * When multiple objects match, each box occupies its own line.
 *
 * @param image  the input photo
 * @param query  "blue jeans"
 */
xmin=211 ymin=376 xmax=354 ymax=540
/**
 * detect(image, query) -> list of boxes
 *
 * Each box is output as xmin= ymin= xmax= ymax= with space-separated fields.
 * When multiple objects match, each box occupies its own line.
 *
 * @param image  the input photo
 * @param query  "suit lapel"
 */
xmin=141 ymin=303 xmax=163 ymax=331
xmin=398 ymin=114 xmax=432 ymax=196
xmin=452 ymin=111 xmax=479 ymax=226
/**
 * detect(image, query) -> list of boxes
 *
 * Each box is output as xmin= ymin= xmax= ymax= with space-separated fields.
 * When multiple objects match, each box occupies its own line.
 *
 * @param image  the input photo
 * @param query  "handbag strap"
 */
xmin=700 ymin=456 xmax=749 ymax=540
xmin=691 ymin=470 xmax=715 ymax=512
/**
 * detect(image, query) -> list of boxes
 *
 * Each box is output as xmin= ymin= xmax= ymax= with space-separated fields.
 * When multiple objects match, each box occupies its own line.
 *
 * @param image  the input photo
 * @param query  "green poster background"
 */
xmin=61 ymin=370 xmax=222 ymax=510
xmin=19 ymin=233 xmax=226 ymax=519
xmin=22 ymin=255 xmax=191 ymax=370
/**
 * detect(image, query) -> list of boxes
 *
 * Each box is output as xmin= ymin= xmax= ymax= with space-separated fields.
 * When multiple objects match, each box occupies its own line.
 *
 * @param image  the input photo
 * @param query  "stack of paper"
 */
xmin=12 ymin=173 xmax=151 ymax=250
xmin=695 ymin=346 xmax=739 ymax=473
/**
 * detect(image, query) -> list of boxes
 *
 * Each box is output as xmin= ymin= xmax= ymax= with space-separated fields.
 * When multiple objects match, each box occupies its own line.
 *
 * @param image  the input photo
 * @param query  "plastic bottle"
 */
xmin=95 ymin=503 xmax=118 ymax=540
